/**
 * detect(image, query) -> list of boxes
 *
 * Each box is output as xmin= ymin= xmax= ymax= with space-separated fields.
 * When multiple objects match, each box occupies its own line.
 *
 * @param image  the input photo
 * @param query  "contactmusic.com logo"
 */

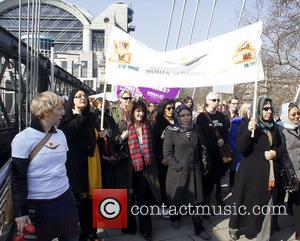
xmin=93 ymin=189 xmax=128 ymax=228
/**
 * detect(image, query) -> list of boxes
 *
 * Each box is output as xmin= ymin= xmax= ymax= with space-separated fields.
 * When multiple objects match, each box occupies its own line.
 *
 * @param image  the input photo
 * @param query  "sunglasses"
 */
xmin=210 ymin=99 xmax=220 ymax=102
xmin=122 ymin=97 xmax=132 ymax=100
xmin=290 ymin=112 xmax=300 ymax=117
xmin=262 ymin=107 xmax=273 ymax=112
xmin=166 ymin=107 xmax=174 ymax=111
xmin=179 ymin=113 xmax=191 ymax=118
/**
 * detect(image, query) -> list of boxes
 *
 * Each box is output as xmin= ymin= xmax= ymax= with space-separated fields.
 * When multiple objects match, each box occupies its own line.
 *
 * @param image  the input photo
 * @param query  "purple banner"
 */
xmin=116 ymin=86 xmax=180 ymax=103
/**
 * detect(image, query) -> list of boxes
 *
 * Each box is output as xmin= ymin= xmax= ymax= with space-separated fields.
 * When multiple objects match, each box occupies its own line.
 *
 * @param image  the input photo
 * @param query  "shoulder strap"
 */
xmin=203 ymin=111 xmax=222 ymax=139
xmin=28 ymin=132 xmax=52 ymax=162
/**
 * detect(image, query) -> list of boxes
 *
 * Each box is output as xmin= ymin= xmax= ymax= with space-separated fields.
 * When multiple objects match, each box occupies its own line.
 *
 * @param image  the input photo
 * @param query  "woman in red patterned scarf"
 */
xmin=127 ymin=99 xmax=160 ymax=241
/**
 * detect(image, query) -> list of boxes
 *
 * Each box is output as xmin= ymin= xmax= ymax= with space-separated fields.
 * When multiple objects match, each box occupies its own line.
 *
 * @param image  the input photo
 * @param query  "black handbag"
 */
xmin=279 ymin=167 xmax=299 ymax=193
xmin=203 ymin=112 xmax=232 ymax=164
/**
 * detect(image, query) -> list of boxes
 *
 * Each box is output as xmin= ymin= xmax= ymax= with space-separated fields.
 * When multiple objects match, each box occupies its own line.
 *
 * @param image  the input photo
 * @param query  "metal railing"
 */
xmin=0 ymin=158 xmax=14 ymax=240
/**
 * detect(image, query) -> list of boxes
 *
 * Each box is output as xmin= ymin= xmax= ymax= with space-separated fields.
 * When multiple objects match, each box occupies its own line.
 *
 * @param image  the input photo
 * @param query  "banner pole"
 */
xmin=251 ymin=53 xmax=261 ymax=138
xmin=100 ymin=80 xmax=107 ymax=131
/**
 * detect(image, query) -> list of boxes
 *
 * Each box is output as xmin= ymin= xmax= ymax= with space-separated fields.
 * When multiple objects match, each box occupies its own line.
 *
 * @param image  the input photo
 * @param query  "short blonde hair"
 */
xmin=118 ymin=89 xmax=132 ymax=98
xmin=206 ymin=92 xmax=219 ymax=102
xmin=239 ymin=102 xmax=252 ymax=119
xmin=30 ymin=91 xmax=64 ymax=118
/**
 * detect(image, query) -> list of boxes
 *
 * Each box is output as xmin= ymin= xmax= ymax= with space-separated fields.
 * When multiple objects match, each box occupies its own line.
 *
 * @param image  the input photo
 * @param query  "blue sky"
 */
xmin=67 ymin=0 xmax=258 ymax=51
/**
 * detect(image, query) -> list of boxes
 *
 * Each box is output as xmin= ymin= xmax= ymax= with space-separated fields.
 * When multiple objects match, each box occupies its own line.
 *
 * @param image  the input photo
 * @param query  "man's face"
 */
xmin=229 ymin=99 xmax=239 ymax=112
xmin=206 ymin=94 xmax=220 ymax=110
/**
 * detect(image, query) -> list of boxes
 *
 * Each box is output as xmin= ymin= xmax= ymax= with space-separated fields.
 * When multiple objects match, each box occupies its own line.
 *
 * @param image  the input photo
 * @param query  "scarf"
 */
xmin=256 ymin=96 xmax=274 ymax=129
xmin=256 ymin=96 xmax=276 ymax=190
xmin=263 ymin=129 xmax=275 ymax=191
xmin=169 ymin=104 xmax=193 ymax=132
xmin=128 ymin=121 xmax=153 ymax=172
xmin=277 ymin=102 xmax=300 ymax=130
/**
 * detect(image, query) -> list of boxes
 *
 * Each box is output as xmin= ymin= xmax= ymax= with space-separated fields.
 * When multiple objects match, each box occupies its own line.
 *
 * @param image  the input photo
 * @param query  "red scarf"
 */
xmin=128 ymin=121 xmax=153 ymax=172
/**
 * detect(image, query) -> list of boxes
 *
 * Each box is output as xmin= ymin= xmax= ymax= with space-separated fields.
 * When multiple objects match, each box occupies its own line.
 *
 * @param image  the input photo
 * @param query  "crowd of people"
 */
xmin=10 ymin=89 xmax=300 ymax=241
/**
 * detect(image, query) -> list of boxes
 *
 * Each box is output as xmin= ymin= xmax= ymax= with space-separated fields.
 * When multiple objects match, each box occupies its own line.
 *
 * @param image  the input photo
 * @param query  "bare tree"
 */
xmin=235 ymin=0 xmax=300 ymax=109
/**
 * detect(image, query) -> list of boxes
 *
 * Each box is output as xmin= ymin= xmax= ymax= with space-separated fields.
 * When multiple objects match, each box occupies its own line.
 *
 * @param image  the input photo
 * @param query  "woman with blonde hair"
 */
xmin=11 ymin=91 xmax=80 ymax=241
xmin=228 ymin=102 xmax=252 ymax=191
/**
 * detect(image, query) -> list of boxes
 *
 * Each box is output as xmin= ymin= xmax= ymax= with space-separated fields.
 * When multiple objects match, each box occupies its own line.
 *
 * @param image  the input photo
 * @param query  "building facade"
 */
xmin=0 ymin=0 xmax=134 ymax=91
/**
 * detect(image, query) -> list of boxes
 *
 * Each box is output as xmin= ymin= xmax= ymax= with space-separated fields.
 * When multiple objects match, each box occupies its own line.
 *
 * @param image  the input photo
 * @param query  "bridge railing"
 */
xmin=0 ymin=158 xmax=14 ymax=240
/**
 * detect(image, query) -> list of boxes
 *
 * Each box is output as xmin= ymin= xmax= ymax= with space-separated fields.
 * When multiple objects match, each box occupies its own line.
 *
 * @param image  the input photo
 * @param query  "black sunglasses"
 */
xmin=166 ymin=107 xmax=174 ymax=111
xmin=262 ymin=107 xmax=273 ymax=112
xmin=210 ymin=99 xmax=220 ymax=102
xmin=122 ymin=97 xmax=132 ymax=100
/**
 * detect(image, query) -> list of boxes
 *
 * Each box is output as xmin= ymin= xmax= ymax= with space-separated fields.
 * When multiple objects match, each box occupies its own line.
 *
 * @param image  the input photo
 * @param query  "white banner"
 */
xmin=106 ymin=22 xmax=264 ymax=88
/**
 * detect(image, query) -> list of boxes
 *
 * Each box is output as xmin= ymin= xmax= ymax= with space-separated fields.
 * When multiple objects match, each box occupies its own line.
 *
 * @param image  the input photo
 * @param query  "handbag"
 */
xmin=279 ymin=167 xmax=299 ymax=193
xmin=203 ymin=112 xmax=232 ymax=164
xmin=219 ymin=142 xmax=233 ymax=164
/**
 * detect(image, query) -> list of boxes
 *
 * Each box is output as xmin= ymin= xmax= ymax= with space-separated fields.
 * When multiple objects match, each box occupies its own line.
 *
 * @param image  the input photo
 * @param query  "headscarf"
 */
xmin=277 ymin=102 xmax=300 ymax=130
xmin=256 ymin=96 xmax=274 ymax=129
xmin=256 ymin=96 xmax=275 ymax=191
xmin=169 ymin=104 xmax=193 ymax=132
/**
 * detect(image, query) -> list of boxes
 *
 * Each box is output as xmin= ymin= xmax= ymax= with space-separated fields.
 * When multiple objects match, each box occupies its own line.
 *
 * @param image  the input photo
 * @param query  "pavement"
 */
xmin=53 ymin=180 xmax=297 ymax=241
xmin=97 ymin=190 xmax=297 ymax=241
xmin=98 ymin=210 xmax=296 ymax=241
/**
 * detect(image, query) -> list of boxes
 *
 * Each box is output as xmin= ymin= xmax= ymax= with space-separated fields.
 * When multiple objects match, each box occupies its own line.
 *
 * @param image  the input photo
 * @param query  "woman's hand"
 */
xmin=15 ymin=215 xmax=31 ymax=234
xmin=99 ymin=129 xmax=107 ymax=138
xmin=72 ymin=106 xmax=81 ymax=115
xmin=217 ymin=138 xmax=224 ymax=147
xmin=248 ymin=118 xmax=257 ymax=132
xmin=264 ymin=150 xmax=276 ymax=160
xmin=162 ymin=159 xmax=168 ymax=166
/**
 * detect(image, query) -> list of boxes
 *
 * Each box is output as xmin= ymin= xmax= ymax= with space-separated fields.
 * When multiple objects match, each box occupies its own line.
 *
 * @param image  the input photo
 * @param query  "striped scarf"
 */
xmin=128 ymin=121 xmax=153 ymax=172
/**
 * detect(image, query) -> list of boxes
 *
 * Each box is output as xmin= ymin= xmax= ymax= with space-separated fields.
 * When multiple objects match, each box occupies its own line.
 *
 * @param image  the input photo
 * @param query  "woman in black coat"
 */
xmin=152 ymin=99 xmax=175 ymax=209
xmin=59 ymin=88 xmax=101 ymax=241
xmin=228 ymin=96 xmax=282 ymax=241
xmin=163 ymin=104 xmax=210 ymax=239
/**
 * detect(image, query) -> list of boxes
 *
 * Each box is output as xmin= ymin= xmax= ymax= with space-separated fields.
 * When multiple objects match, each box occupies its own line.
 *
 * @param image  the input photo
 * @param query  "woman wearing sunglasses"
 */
xmin=229 ymin=96 xmax=282 ymax=241
xmin=152 ymin=99 xmax=175 ymax=217
xmin=163 ymin=104 xmax=210 ymax=239
xmin=59 ymin=89 xmax=102 ymax=241
xmin=277 ymin=102 xmax=300 ymax=240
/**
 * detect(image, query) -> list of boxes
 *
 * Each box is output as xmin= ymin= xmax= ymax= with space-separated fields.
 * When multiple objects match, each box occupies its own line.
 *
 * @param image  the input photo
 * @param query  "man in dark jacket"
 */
xmin=196 ymin=92 xmax=230 ymax=207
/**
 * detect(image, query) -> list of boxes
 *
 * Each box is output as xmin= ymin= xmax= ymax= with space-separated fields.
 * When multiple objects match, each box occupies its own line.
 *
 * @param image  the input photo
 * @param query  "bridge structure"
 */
xmin=0 ymin=25 xmax=95 ymax=240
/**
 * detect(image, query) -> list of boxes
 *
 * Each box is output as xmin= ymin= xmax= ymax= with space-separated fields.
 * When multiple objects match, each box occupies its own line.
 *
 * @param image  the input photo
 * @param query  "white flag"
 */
xmin=106 ymin=22 xmax=264 ymax=88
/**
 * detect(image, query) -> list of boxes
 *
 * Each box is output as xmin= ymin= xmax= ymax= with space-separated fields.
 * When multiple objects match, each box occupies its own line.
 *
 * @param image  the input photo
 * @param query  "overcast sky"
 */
xmin=66 ymin=0 xmax=259 ymax=51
